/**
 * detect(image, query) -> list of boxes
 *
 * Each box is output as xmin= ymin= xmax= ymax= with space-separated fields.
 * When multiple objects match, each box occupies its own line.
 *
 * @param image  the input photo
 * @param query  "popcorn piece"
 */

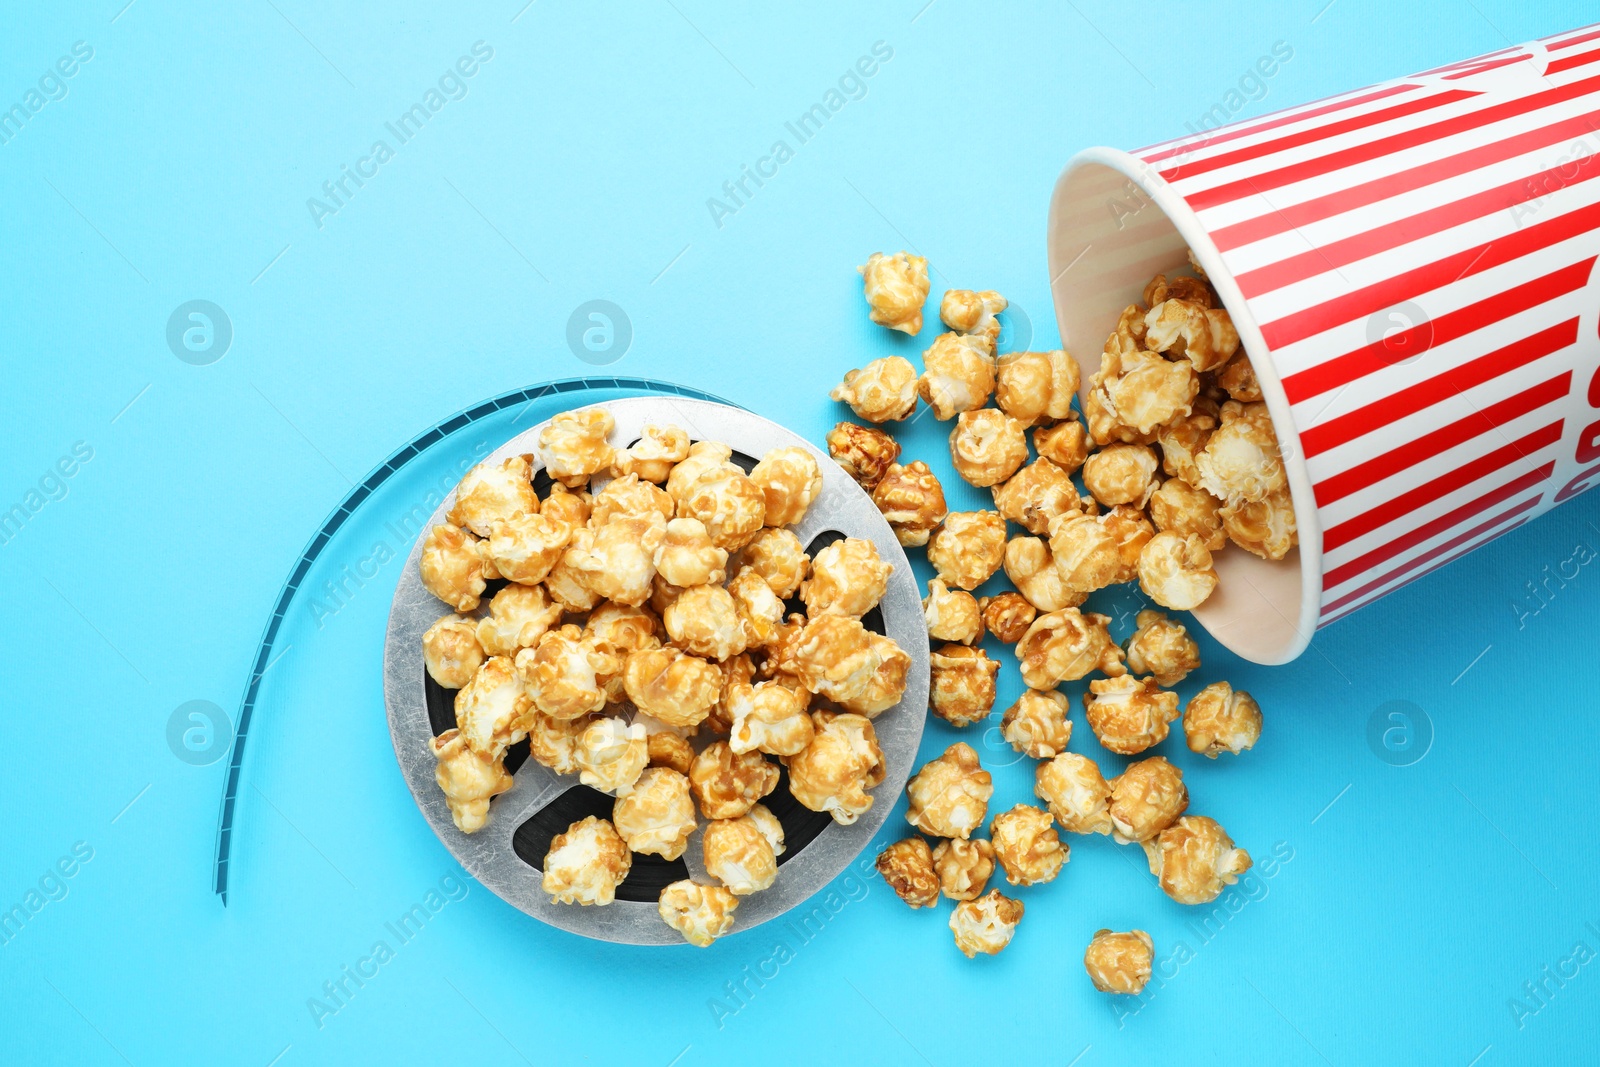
xmin=1108 ymin=348 xmax=1199 ymax=435
xmin=918 ymin=332 xmax=997 ymax=420
xmin=420 ymin=524 xmax=490 ymax=612
xmin=538 ymin=407 xmax=616 ymax=488
xmin=430 ymin=729 xmax=513 ymax=833
xmin=1034 ymin=420 xmax=1090 ymax=474
xmin=525 ymin=711 xmax=592 ymax=774
xmin=927 ymin=510 xmax=1007 ymax=591
xmin=454 ymin=656 xmax=530 ymax=757
xmin=949 ymin=409 xmax=1028 ymax=487
xmin=1047 ymin=513 xmax=1124 ymax=595
xmin=658 ymin=880 xmax=739 ymax=947
xmin=859 ymin=251 xmax=930 ymax=335
xmin=990 ymin=804 xmax=1067 ymax=886
xmin=1083 ymin=444 xmax=1159 ymax=508
xmin=928 ymin=644 xmax=1000 ymax=727
xmin=584 ymin=601 xmax=660 ymax=658
xmin=996 ymin=349 xmax=1079 ymax=426
xmin=727 ymin=680 xmax=814 ymax=757
xmin=1144 ymin=300 xmax=1238 ymax=373
xmin=736 ymin=527 xmax=810 ymax=599
xmin=486 ymin=511 xmax=574 ymax=586
xmin=1107 ymin=756 xmax=1188 ymax=844
xmin=1000 ymin=690 xmax=1073 ymax=759
xmin=664 ymin=584 xmax=749 ymax=661
xmin=925 ymin=578 xmax=984 ymax=645
xmin=422 ymin=615 xmax=486 ymax=689
xmin=1034 ymin=752 xmax=1113 ymax=835
xmin=876 ymin=837 xmax=941 ymax=909
xmin=574 ymin=716 xmax=649 ymax=795
xmin=517 ymin=625 xmax=614 ymax=721
xmin=993 ymin=458 xmax=1082 ymax=535
xmin=1195 ymin=401 xmax=1286 ymax=505
xmin=949 ymin=890 xmax=1024 ymax=958
xmin=448 ymin=455 xmax=539 ymax=537
xmin=940 ymin=288 xmax=1007 ymax=350
xmin=1084 ymin=930 xmax=1154 ymax=995
xmin=905 ymin=742 xmax=993 ymax=839
xmin=613 ymin=767 xmax=697 ymax=859
xmin=785 ymin=709 xmax=885 ymax=824
xmin=1124 ymin=609 xmax=1200 ymax=687
xmin=931 ymin=838 xmax=996 ymax=900
xmin=872 ymin=461 xmax=948 ymax=547
xmin=706 ymin=652 xmax=757 ymax=735
xmin=1003 ymin=536 xmax=1086 ymax=614
xmin=1143 ymin=816 xmax=1252 ymax=905
xmin=665 ymin=440 xmax=736 ymax=504
xmin=542 ymin=816 xmax=631 ymax=906
xmin=475 ymin=583 xmax=562 ymax=657
xmin=727 ymin=568 xmax=786 ymax=649
xmin=1138 ymin=532 xmax=1219 ymax=611
xmin=541 ymin=483 xmax=593 ymax=528
xmin=703 ymin=813 xmax=780 ymax=896
xmin=1215 ymin=353 xmax=1263 ymax=403
xmin=613 ymin=424 xmax=691 ymax=484
xmin=1103 ymin=505 xmax=1156 ymax=586
xmin=830 ymin=356 xmax=919 ymax=423
xmin=801 ymin=537 xmax=893 ymax=619
xmin=1148 ymin=477 xmax=1225 ymax=551
xmin=1016 ymin=608 xmax=1124 ymax=691
xmin=781 ymin=615 xmax=883 ymax=705
xmin=980 ymin=592 xmax=1036 ymax=644
xmin=544 ymin=528 xmax=601 ymax=613
xmin=649 ymin=573 xmax=686 ymax=618
xmin=572 ymin=514 xmax=666 ymax=607
xmin=1184 ymin=680 xmax=1262 ymax=758
xmin=623 ymin=647 xmax=723 ymax=728
xmin=1221 ymin=485 xmax=1297 ymax=561
xmin=690 ymin=740 xmax=780 ymax=820
xmin=589 ymin=473 xmax=674 ymax=528
xmin=1083 ymin=675 xmax=1180 ymax=755
xmin=647 ymin=730 xmax=695 ymax=776
xmin=677 ymin=464 xmax=767 ymax=552
xmin=1145 ymin=273 xmax=1213 ymax=308
xmin=1155 ymin=401 xmax=1218 ymax=486
xmin=825 ymin=421 xmax=901 ymax=490
xmin=838 ymin=633 xmax=912 ymax=718
xmin=750 ymin=446 xmax=824 ymax=526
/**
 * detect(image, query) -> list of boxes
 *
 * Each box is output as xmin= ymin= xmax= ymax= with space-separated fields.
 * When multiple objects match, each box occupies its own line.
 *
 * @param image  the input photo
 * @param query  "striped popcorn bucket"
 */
xmin=1047 ymin=22 xmax=1600 ymax=664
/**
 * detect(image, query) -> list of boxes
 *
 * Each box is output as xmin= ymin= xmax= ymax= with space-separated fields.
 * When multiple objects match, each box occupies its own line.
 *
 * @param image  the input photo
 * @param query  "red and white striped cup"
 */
xmin=1048 ymin=22 xmax=1600 ymax=664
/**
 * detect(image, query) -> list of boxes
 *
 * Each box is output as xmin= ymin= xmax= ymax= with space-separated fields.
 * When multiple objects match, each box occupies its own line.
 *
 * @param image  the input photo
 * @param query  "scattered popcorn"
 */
xmin=993 ymin=458 xmax=1083 ymax=535
xmin=859 ymin=251 xmax=930 ymax=334
xmin=487 ymin=511 xmax=574 ymax=586
xmin=677 ymin=464 xmax=767 ymax=552
xmin=1194 ymin=400 xmax=1286 ymax=505
xmin=736 ymin=527 xmax=810 ymax=599
xmin=1138 ymin=531 xmax=1219 ymax=611
xmin=690 ymin=740 xmax=780 ymax=820
xmin=1034 ymin=419 xmax=1090 ymax=473
xmin=658 ymin=880 xmax=739 ymax=947
xmin=750 ymin=446 xmax=824 ymax=526
xmin=422 ymin=614 xmax=486 ymax=689
xmin=703 ymin=812 xmax=780 ymax=895
xmin=1034 ymin=752 xmax=1113 ymax=835
xmin=980 ymin=591 xmax=1036 ymax=644
xmin=517 ymin=626 xmax=614 ymax=721
xmin=949 ymin=890 xmax=1024 ymax=958
xmin=525 ymin=711 xmax=592 ymax=775
xmin=872 ymin=460 xmax=949 ymax=547
xmin=1083 ymin=675 xmax=1180 ymax=756
xmin=453 ymin=656 xmax=530 ymax=758
xmin=1083 ymin=443 xmax=1159 ymax=508
xmin=876 ymin=837 xmax=941 ymax=909
xmin=539 ymin=408 xmax=616 ymax=488
xmin=1107 ymin=757 xmax=1188 ymax=844
xmin=940 ymin=288 xmax=1007 ymax=350
xmin=448 ymin=455 xmax=539 ymax=537
xmin=1108 ymin=348 xmax=1199 ymax=435
xmin=543 ymin=816 xmax=631 ymax=906
xmin=995 ymin=349 xmax=1079 ymax=426
xmin=781 ymin=615 xmax=883 ymax=705
xmin=801 ymin=537 xmax=893 ymax=619
xmin=949 ymin=409 xmax=1029 ymax=487
xmin=613 ymin=423 xmax=691 ymax=484
xmin=475 ymin=583 xmax=562 ymax=656
xmin=1184 ymin=681 xmax=1263 ymax=758
xmin=1000 ymin=690 xmax=1074 ymax=759
xmin=1143 ymin=816 xmax=1252 ymax=905
xmin=623 ymin=647 xmax=722 ymax=728
xmin=931 ymin=837 xmax=996 ymax=901
xmin=420 ymin=524 xmax=491 ymax=612
xmin=1003 ymin=536 xmax=1087 ymax=614
xmin=664 ymin=584 xmax=749 ymax=661
xmin=727 ymin=680 xmax=814 ymax=757
xmin=1147 ymin=477 xmax=1226 ymax=551
xmin=928 ymin=644 xmax=1000 ymax=727
xmin=991 ymin=804 xmax=1067 ymax=886
xmin=430 ymin=729 xmax=513 ymax=833
xmin=1047 ymin=512 xmax=1123 ymax=595
xmin=1016 ymin=608 xmax=1124 ymax=691
xmin=924 ymin=578 xmax=984 ymax=645
xmin=1123 ymin=609 xmax=1201 ymax=687
xmin=918 ymin=332 xmax=997 ymax=420
xmin=905 ymin=742 xmax=993 ymax=839
xmin=574 ymin=716 xmax=649 ymax=795
xmin=838 ymin=633 xmax=912 ymax=718
xmin=785 ymin=709 xmax=886 ymax=824
xmin=589 ymin=473 xmax=674 ymax=528
xmin=927 ymin=510 xmax=1008 ymax=590
xmin=613 ymin=767 xmax=697 ymax=859
xmin=1221 ymin=485 xmax=1297 ymax=560
xmin=830 ymin=356 xmax=920 ymax=423
xmin=825 ymin=421 xmax=901 ymax=489
xmin=1084 ymin=929 xmax=1154 ymax=994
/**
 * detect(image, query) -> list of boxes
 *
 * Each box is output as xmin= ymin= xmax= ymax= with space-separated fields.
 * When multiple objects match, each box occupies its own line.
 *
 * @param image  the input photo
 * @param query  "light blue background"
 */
xmin=4 ymin=1 xmax=1598 ymax=1064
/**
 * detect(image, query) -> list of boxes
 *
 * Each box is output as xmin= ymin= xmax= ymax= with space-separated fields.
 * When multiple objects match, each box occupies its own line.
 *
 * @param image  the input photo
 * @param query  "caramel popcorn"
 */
xmin=665 ymin=440 xmax=736 ymax=504
xmin=785 ymin=709 xmax=885 ymax=824
xmin=1147 ymin=477 xmax=1225 ymax=551
xmin=991 ymin=804 xmax=1067 ymax=886
xmin=1047 ymin=513 xmax=1123 ymax=595
xmin=613 ymin=767 xmax=697 ymax=859
xmin=613 ymin=423 xmax=690 ymax=484
xmin=1084 ymin=930 xmax=1154 ymax=994
xmin=623 ymin=647 xmax=722 ymax=728
xmin=1107 ymin=756 xmax=1188 ymax=844
xmin=872 ymin=460 xmax=948 ymax=547
xmin=1144 ymin=299 xmax=1238 ymax=373
xmin=727 ymin=568 xmax=785 ymax=649
xmin=574 ymin=716 xmax=649 ymax=795
xmin=1124 ymin=609 xmax=1200 ymax=687
xmin=589 ymin=473 xmax=674 ymax=528
xmin=838 ymin=633 xmax=912 ymax=718
xmin=1108 ymin=348 xmax=1199 ymax=436
xmin=1184 ymin=681 xmax=1262 ymax=758
xmin=1102 ymin=504 xmax=1156 ymax=586
xmin=646 ymin=729 xmax=695 ymax=776
xmin=453 ymin=656 xmax=530 ymax=757
xmin=830 ymin=356 xmax=920 ymax=423
xmin=517 ymin=625 xmax=614 ymax=721
xmin=584 ymin=601 xmax=660 ymax=666
xmin=905 ymin=742 xmax=993 ymax=839
xmin=801 ymin=537 xmax=893 ymax=619
xmin=1221 ymin=485 xmax=1297 ymax=560
xmin=1034 ymin=752 xmax=1113 ymax=835
xmin=430 ymin=729 xmax=513 ymax=833
xmin=663 ymin=584 xmax=749 ymax=662
xmin=420 ymin=524 xmax=490 ymax=612
xmin=940 ymin=288 xmax=1007 ymax=350
xmin=736 ymin=526 xmax=810 ymax=599
xmin=859 ymin=251 xmax=930 ymax=334
xmin=1034 ymin=419 xmax=1090 ymax=474
xmin=649 ymin=573 xmax=686 ymax=618
xmin=876 ymin=837 xmax=940 ymax=909
xmin=1138 ymin=532 xmax=1219 ymax=611
xmin=825 ymin=421 xmax=901 ymax=490
xmin=928 ymin=644 xmax=1000 ymax=727
xmin=690 ymin=740 xmax=780 ymax=820
xmin=995 ymin=349 xmax=1079 ymax=426
xmin=1083 ymin=675 xmax=1180 ymax=755
xmin=931 ymin=837 xmax=996 ymax=900
xmin=703 ymin=811 xmax=781 ymax=896
xmin=1194 ymin=400 xmax=1286 ymax=505
xmin=570 ymin=513 xmax=665 ymax=608
xmin=1000 ymin=690 xmax=1073 ymax=759
xmin=706 ymin=652 xmax=756 ymax=735
xmin=993 ymin=458 xmax=1083 ymax=535
xmin=525 ymin=711 xmax=592 ymax=775
xmin=1215 ymin=352 xmax=1263 ymax=403
xmin=949 ymin=890 xmax=1023 ymax=957
xmin=918 ymin=332 xmax=997 ymax=420
xmin=543 ymin=815 xmax=631 ymax=906
xmin=927 ymin=510 xmax=1007 ymax=591
xmin=1003 ymin=536 xmax=1086 ymax=614
xmin=727 ymin=680 xmax=814 ymax=757
xmin=949 ymin=409 xmax=1029 ymax=487
xmin=486 ymin=511 xmax=574 ymax=586
xmin=980 ymin=592 xmax=1036 ymax=644
xmin=475 ymin=583 xmax=562 ymax=657
xmin=448 ymin=455 xmax=539 ymax=537
xmin=1143 ymin=816 xmax=1252 ymax=905
xmin=750 ymin=446 xmax=823 ymax=527
xmin=658 ymin=880 xmax=739 ymax=947
xmin=539 ymin=407 xmax=616 ymax=488
xmin=1083 ymin=443 xmax=1159 ymax=508
xmin=781 ymin=615 xmax=882 ymax=705
xmin=1016 ymin=608 xmax=1124 ymax=690
xmin=1155 ymin=402 xmax=1218 ymax=486
xmin=542 ymin=483 xmax=593 ymax=528
xmin=544 ymin=527 xmax=601 ymax=613
xmin=422 ymin=615 xmax=486 ymax=689
xmin=925 ymin=578 xmax=984 ymax=645
xmin=677 ymin=464 xmax=768 ymax=552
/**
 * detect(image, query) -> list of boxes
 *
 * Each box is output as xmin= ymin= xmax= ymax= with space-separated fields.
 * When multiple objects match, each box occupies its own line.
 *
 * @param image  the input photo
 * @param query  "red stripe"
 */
xmin=1320 ymin=505 xmax=1539 ymax=623
xmin=1313 ymin=373 xmax=1572 ymax=505
xmin=1182 ymin=71 xmax=1600 ymax=213
xmin=1547 ymin=26 xmax=1600 ymax=52
xmin=1547 ymin=45 xmax=1600 ymax=76
xmin=1284 ymin=261 xmax=1590 ymax=405
xmin=1261 ymin=199 xmax=1600 ymax=353
xmin=1159 ymin=90 xmax=1476 ymax=183
xmin=1299 ymin=318 xmax=1578 ymax=458
xmin=1443 ymin=54 xmax=1534 ymax=80
xmin=1138 ymin=84 xmax=1420 ymax=165
xmin=1211 ymin=110 xmax=1600 ymax=252
xmin=1321 ymin=421 xmax=1562 ymax=551
xmin=1323 ymin=463 xmax=1552 ymax=590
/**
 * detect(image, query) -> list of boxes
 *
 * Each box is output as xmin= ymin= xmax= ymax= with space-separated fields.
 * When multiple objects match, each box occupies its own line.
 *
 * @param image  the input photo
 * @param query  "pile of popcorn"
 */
xmin=848 ymin=250 xmax=1270 ymax=990
xmin=416 ymin=410 xmax=912 ymax=946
